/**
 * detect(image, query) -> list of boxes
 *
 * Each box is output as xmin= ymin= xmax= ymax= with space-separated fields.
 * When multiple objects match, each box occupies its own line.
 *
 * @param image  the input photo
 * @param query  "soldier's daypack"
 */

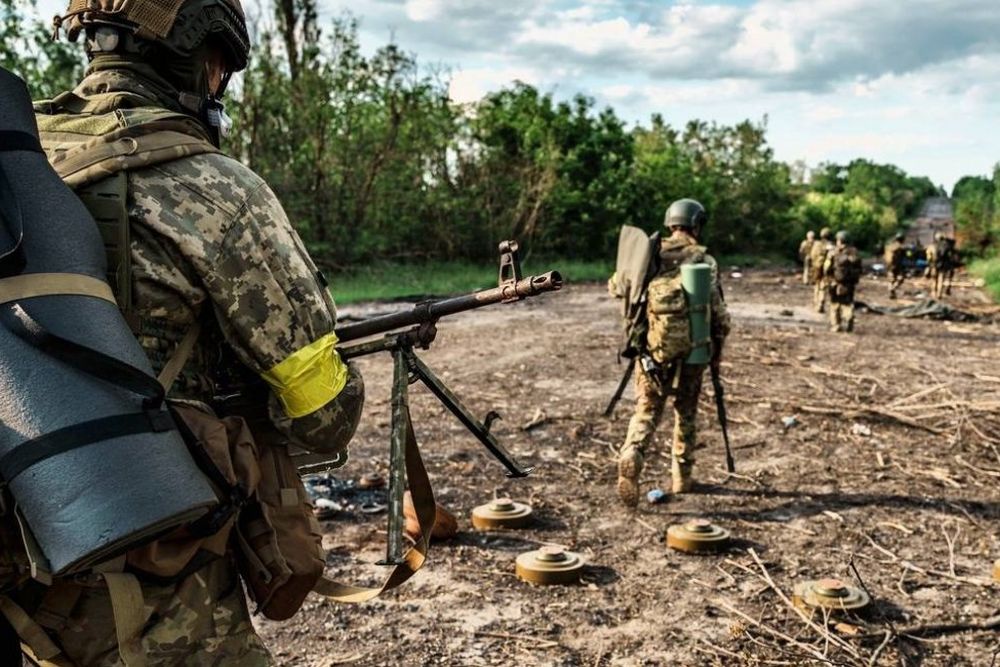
xmin=833 ymin=247 xmax=862 ymax=286
xmin=645 ymin=239 xmax=708 ymax=364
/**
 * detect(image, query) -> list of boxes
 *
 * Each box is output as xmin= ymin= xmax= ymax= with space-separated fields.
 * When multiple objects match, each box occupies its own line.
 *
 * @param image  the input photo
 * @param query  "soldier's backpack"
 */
xmin=645 ymin=239 xmax=707 ymax=364
xmin=833 ymin=247 xmax=863 ymax=286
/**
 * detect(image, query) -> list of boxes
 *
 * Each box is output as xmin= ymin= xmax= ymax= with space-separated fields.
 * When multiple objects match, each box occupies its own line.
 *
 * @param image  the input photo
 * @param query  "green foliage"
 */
xmin=0 ymin=0 xmax=83 ymax=98
xmin=951 ymin=170 xmax=998 ymax=256
xmin=792 ymin=192 xmax=890 ymax=250
xmin=969 ymin=257 xmax=1000 ymax=302
xmin=331 ymin=257 xmax=612 ymax=304
xmin=5 ymin=0 xmax=949 ymax=270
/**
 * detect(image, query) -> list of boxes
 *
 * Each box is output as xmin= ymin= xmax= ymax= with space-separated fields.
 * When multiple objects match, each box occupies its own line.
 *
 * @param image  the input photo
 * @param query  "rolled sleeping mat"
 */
xmin=0 ymin=67 xmax=217 ymax=575
xmin=681 ymin=263 xmax=712 ymax=365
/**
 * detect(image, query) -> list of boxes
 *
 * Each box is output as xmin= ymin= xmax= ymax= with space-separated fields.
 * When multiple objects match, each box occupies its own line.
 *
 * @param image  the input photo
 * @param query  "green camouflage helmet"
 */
xmin=836 ymin=230 xmax=849 ymax=244
xmin=58 ymin=0 xmax=250 ymax=72
xmin=819 ymin=227 xmax=831 ymax=240
xmin=894 ymin=231 xmax=905 ymax=241
xmin=664 ymin=199 xmax=707 ymax=230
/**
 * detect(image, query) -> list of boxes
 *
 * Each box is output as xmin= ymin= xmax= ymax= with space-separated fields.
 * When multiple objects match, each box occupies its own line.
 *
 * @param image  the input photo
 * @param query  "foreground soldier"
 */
xmin=809 ymin=228 xmax=833 ymax=312
xmin=799 ymin=230 xmax=815 ymax=285
xmin=10 ymin=0 xmax=364 ymax=663
xmin=823 ymin=231 xmax=862 ymax=333
xmin=616 ymin=200 xmax=730 ymax=507
xmin=884 ymin=231 xmax=906 ymax=299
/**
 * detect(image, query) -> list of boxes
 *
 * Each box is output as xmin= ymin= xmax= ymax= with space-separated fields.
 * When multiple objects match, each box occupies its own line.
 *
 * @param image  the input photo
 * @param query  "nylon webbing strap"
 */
xmin=0 ymin=596 xmax=62 ymax=662
xmin=0 ymin=131 xmax=43 ymax=154
xmin=0 ymin=304 xmax=165 ymax=404
xmin=157 ymin=320 xmax=202 ymax=392
xmin=311 ymin=400 xmax=436 ymax=603
xmin=0 ymin=410 xmax=175 ymax=483
xmin=103 ymin=572 xmax=148 ymax=667
xmin=0 ymin=272 xmax=116 ymax=306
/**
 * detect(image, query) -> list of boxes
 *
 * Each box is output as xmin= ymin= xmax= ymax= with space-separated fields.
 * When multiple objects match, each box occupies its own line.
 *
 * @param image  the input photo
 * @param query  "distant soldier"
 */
xmin=809 ymin=227 xmax=833 ymax=312
xmin=884 ymin=231 xmax=906 ymax=299
xmin=925 ymin=236 xmax=939 ymax=280
xmin=933 ymin=235 xmax=957 ymax=298
xmin=799 ymin=230 xmax=816 ymax=285
xmin=615 ymin=199 xmax=731 ymax=507
xmin=823 ymin=231 xmax=863 ymax=333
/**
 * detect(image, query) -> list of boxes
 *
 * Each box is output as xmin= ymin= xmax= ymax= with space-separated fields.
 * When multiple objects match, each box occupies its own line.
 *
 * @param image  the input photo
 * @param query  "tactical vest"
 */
xmin=34 ymin=98 xmax=220 ymax=323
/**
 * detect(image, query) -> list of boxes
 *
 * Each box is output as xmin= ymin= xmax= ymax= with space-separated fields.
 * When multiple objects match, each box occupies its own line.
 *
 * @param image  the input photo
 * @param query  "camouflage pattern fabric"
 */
xmin=41 ymin=559 xmax=272 ymax=666
xmin=883 ymin=240 xmax=905 ymax=298
xmin=619 ymin=362 xmax=706 ymax=499
xmin=925 ymin=244 xmax=937 ymax=279
xmin=824 ymin=245 xmax=858 ymax=333
xmin=799 ymin=238 xmax=814 ymax=285
xmin=810 ymin=241 xmax=832 ymax=313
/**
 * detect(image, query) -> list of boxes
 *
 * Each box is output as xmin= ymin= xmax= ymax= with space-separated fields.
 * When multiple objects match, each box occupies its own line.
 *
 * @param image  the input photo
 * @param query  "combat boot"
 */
xmin=616 ymin=445 xmax=643 ymax=508
xmin=671 ymin=459 xmax=693 ymax=494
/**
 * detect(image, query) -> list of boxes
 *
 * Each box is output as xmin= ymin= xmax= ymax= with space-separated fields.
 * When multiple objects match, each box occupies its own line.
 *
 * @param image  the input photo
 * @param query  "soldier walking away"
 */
xmin=799 ymin=230 xmax=816 ymax=285
xmin=615 ymin=199 xmax=731 ymax=508
xmin=823 ymin=231 xmax=863 ymax=333
xmin=5 ymin=1 xmax=365 ymax=664
xmin=933 ymin=235 xmax=957 ymax=299
xmin=884 ymin=231 xmax=906 ymax=299
xmin=810 ymin=228 xmax=833 ymax=313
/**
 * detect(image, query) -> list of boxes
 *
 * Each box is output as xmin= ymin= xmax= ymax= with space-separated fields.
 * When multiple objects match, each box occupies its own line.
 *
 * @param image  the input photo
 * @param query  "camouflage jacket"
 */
xmin=35 ymin=68 xmax=363 ymax=457
xmin=884 ymin=240 xmax=904 ymax=270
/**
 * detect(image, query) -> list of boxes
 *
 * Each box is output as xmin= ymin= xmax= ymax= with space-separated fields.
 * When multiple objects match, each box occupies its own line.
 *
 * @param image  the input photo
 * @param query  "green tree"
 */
xmin=1 ymin=0 xmax=83 ymax=98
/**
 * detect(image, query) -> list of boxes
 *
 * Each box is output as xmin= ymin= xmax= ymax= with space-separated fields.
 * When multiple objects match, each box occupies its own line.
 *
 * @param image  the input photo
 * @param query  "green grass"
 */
xmin=330 ymin=258 xmax=613 ymax=304
xmin=970 ymin=257 xmax=1000 ymax=302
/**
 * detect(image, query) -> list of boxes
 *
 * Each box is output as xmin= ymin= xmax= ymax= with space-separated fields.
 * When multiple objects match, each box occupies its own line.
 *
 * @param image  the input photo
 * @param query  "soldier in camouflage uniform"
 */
xmin=884 ymin=231 xmax=906 ymax=299
xmin=8 ymin=0 xmax=364 ymax=664
xmin=810 ymin=227 xmax=833 ymax=312
xmin=823 ymin=231 xmax=862 ymax=333
xmin=616 ymin=200 xmax=731 ymax=507
xmin=799 ymin=230 xmax=815 ymax=285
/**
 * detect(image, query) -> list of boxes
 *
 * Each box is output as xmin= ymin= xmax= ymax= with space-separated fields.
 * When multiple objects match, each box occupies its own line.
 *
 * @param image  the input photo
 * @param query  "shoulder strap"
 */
xmin=157 ymin=320 xmax=203 ymax=392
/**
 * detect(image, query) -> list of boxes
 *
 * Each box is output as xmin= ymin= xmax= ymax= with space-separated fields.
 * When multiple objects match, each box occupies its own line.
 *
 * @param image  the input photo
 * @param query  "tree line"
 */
xmin=4 ymin=0 xmax=988 ymax=270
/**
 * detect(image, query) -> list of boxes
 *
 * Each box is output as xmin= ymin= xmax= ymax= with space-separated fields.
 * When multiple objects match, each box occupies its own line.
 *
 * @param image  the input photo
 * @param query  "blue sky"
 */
xmin=36 ymin=0 xmax=1000 ymax=191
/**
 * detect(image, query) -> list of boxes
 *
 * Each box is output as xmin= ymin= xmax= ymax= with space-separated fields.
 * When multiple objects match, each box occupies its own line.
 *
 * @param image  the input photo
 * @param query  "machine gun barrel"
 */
xmin=335 ymin=271 xmax=563 ymax=343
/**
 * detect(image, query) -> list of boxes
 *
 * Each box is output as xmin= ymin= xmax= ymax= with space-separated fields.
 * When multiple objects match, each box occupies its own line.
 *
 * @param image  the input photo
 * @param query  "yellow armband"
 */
xmin=260 ymin=333 xmax=349 ymax=419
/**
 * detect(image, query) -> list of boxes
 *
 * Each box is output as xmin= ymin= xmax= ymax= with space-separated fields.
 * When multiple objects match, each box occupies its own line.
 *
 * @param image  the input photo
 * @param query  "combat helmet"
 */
xmin=835 ymin=230 xmax=849 ymax=244
xmin=894 ymin=231 xmax=905 ymax=241
xmin=664 ymin=199 xmax=707 ymax=231
xmin=55 ymin=0 xmax=250 ymax=140
xmin=819 ymin=227 xmax=831 ymax=240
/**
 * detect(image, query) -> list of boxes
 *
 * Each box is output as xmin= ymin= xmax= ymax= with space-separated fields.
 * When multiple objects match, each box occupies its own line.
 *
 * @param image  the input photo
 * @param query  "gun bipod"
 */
xmin=339 ymin=326 xmax=533 ymax=566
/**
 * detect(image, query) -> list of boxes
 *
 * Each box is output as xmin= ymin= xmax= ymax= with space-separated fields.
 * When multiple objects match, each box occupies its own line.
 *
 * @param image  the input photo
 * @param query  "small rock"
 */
xmin=851 ymin=423 xmax=872 ymax=437
xmin=781 ymin=416 xmax=798 ymax=429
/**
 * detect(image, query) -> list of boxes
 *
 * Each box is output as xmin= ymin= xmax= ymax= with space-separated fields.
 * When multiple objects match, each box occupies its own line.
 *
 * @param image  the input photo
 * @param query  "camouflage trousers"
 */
xmin=813 ymin=280 xmax=828 ymax=313
xmin=933 ymin=270 xmax=953 ymax=299
xmin=621 ymin=362 xmax=705 ymax=492
xmin=802 ymin=258 xmax=812 ymax=285
xmin=828 ymin=287 xmax=855 ymax=333
xmin=23 ymin=558 xmax=273 ymax=666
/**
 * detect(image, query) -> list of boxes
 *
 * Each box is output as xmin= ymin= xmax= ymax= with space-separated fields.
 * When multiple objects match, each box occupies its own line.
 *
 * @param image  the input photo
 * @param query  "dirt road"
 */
xmin=258 ymin=269 xmax=1000 ymax=666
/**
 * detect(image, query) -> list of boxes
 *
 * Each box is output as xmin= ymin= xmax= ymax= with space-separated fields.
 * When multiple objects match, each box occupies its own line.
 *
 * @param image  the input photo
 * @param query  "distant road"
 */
xmin=907 ymin=197 xmax=954 ymax=247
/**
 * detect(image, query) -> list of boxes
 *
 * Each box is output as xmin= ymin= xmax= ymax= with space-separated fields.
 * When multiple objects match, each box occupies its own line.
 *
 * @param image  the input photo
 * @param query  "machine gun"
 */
xmin=328 ymin=241 xmax=562 ymax=566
